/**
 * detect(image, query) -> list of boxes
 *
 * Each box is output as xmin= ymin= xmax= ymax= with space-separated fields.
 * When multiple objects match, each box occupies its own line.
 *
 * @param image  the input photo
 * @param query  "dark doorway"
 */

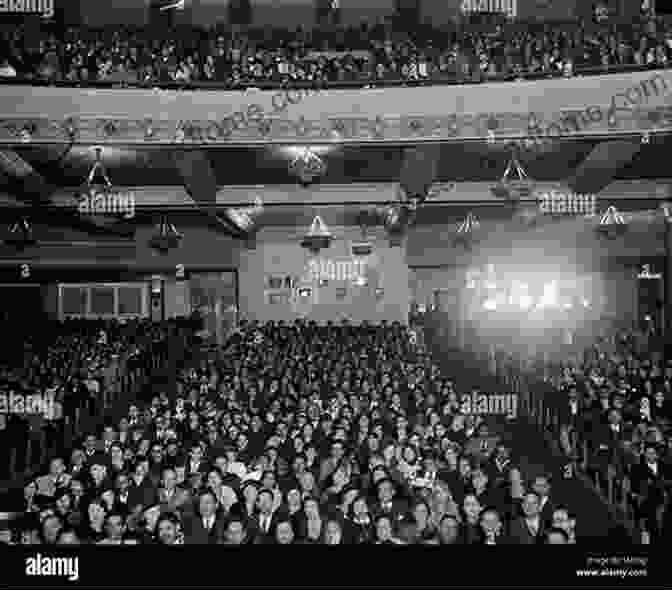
xmin=0 ymin=285 xmax=44 ymax=324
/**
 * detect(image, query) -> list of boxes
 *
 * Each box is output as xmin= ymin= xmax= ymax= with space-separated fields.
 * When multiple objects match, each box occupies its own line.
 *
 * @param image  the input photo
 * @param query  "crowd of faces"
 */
xmin=2 ymin=319 xmax=578 ymax=545
xmin=525 ymin=328 xmax=672 ymax=540
xmin=0 ymin=17 xmax=669 ymax=86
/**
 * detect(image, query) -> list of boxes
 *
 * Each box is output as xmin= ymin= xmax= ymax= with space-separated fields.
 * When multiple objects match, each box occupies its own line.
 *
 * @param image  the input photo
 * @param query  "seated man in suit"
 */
xmin=530 ymin=474 xmax=555 ymax=528
xmin=182 ymin=490 xmax=225 ymax=545
xmin=588 ymin=408 xmax=628 ymax=493
xmin=157 ymin=468 xmax=191 ymax=515
xmin=371 ymin=478 xmax=408 ymax=526
xmin=479 ymin=507 xmax=512 ymax=545
xmin=251 ymin=489 xmax=282 ymax=544
xmin=630 ymin=444 xmax=672 ymax=540
xmin=509 ymin=492 xmax=546 ymax=545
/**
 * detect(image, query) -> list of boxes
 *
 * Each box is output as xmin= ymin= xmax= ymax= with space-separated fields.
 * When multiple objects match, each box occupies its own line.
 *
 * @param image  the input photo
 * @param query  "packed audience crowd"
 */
xmin=1 ymin=319 xmax=579 ymax=545
xmin=511 ymin=327 xmax=672 ymax=543
xmin=0 ymin=16 xmax=670 ymax=87
xmin=0 ymin=318 xmax=193 ymax=481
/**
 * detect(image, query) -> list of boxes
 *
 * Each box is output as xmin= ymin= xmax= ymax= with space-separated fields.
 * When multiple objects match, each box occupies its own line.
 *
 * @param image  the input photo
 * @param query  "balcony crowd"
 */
xmin=0 ymin=15 xmax=670 ymax=87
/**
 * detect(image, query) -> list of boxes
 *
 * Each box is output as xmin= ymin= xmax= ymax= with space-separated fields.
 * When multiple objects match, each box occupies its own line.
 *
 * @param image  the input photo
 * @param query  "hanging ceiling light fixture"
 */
xmin=226 ymin=196 xmax=264 ymax=234
xmin=77 ymin=147 xmax=135 ymax=220
xmin=289 ymin=147 xmax=327 ymax=186
xmin=301 ymin=215 xmax=333 ymax=253
xmin=454 ymin=211 xmax=481 ymax=250
xmin=661 ymin=201 xmax=672 ymax=224
xmin=149 ymin=215 xmax=183 ymax=252
xmin=383 ymin=203 xmax=413 ymax=247
xmin=4 ymin=217 xmax=36 ymax=248
xmin=490 ymin=149 xmax=535 ymax=202
xmin=596 ymin=205 xmax=627 ymax=239
xmin=352 ymin=210 xmax=374 ymax=257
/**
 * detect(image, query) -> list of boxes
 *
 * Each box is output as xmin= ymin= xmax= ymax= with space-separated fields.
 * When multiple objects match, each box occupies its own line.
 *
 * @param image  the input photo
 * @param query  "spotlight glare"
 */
xmin=519 ymin=295 xmax=533 ymax=310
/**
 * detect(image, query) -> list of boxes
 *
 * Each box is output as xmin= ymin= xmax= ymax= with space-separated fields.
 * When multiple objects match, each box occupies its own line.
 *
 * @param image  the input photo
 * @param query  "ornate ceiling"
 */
xmin=4 ymin=137 xmax=669 ymax=189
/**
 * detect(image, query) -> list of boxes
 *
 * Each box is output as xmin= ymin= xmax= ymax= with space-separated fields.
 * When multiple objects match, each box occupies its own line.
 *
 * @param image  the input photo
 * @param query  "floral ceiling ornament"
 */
xmin=102 ymin=120 xmax=118 ymax=137
xmin=490 ymin=149 xmax=535 ymax=202
xmin=409 ymin=119 xmax=423 ymax=135
xmin=447 ymin=116 xmax=459 ymax=137
xmin=144 ymin=119 xmax=155 ymax=139
xmin=372 ymin=116 xmax=386 ymax=139
xmin=289 ymin=147 xmax=327 ymax=186
xmin=596 ymin=204 xmax=627 ymax=239
xmin=454 ymin=211 xmax=481 ymax=251
xmin=174 ymin=122 xmax=186 ymax=143
xmin=301 ymin=215 xmax=333 ymax=253
xmin=295 ymin=116 xmax=309 ymax=137
xmin=258 ymin=119 xmax=272 ymax=137
xmin=20 ymin=123 xmax=36 ymax=143
xmin=63 ymin=117 xmax=77 ymax=140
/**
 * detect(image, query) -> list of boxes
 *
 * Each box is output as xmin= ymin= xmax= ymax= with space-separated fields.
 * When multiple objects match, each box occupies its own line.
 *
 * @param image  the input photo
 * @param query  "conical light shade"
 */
xmin=227 ymin=196 xmax=264 ymax=233
xmin=454 ymin=212 xmax=480 ymax=249
xmin=490 ymin=153 xmax=535 ymax=201
xmin=301 ymin=215 xmax=333 ymax=252
xmin=150 ymin=215 xmax=182 ymax=252
xmin=307 ymin=215 xmax=331 ymax=237
xmin=596 ymin=205 xmax=627 ymax=239
xmin=4 ymin=218 xmax=36 ymax=248
xmin=87 ymin=147 xmax=112 ymax=188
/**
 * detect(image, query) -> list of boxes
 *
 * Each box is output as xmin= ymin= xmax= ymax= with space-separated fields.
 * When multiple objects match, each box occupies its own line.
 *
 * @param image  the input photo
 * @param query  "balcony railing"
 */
xmin=0 ymin=62 xmax=668 ymax=91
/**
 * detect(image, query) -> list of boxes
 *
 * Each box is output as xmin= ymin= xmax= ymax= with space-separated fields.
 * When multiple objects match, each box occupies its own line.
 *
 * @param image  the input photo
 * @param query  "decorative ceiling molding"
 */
xmin=0 ymin=107 xmax=669 ymax=146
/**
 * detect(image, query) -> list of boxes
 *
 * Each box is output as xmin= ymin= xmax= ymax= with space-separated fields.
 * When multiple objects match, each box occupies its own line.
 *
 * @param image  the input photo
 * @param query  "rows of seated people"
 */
xmin=0 ymin=17 xmax=670 ymax=86
xmin=2 ymin=319 xmax=577 ymax=545
xmin=513 ymin=327 xmax=672 ymax=543
xmin=0 ymin=317 xmax=195 ymax=482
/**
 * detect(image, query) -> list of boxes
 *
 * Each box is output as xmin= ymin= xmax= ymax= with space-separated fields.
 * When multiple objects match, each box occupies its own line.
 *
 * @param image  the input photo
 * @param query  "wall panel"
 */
xmin=239 ymin=226 xmax=409 ymax=323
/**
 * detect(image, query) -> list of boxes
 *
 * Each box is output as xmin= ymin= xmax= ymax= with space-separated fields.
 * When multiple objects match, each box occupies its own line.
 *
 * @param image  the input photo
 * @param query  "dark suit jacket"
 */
xmin=157 ymin=486 xmax=192 ymax=514
xmin=249 ymin=511 xmax=282 ymax=544
xmin=187 ymin=460 xmax=210 ymax=476
xmin=484 ymin=458 xmax=514 ymax=488
xmin=509 ymin=517 xmax=545 ymax=545
xmin=538 ymin=497 xmax=555 ymax=528
xmin=371 ymin=499 xmax=408 ymax=525
xmin=589 ymin=423 xmax=628 ymax=473
xmin=630 ymin=461 xmax=672 ymax=509
xmin=182 ymin=512 xmax=227 ymax=545
xmin=127 ymin=478 xmax=158 ymax=512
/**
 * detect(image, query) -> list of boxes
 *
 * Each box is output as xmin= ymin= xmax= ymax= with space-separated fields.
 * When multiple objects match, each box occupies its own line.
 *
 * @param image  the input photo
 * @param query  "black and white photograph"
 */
xmin=0 ymin=0 xmax=668 ymax=586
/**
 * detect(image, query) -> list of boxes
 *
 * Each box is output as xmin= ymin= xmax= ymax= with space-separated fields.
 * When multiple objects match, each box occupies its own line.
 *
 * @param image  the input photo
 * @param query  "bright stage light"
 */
xmin=582 ymin=299 xmax=590 ymax=308
xmin=538 ymin=280 xmax=558 ymax=308
xmin=563 ymin=302 xmax=573 ymax=310
xmin=519 ymin=294 xmax=533 ymax=309
xmin=483 ymin=299 xmax=497 ymax=311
